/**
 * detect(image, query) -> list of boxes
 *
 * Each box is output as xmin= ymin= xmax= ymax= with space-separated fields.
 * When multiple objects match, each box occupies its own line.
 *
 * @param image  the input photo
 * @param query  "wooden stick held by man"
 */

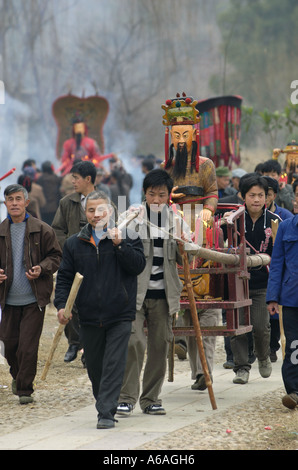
xmin=41 ymin=273 xmax=83 ymax=381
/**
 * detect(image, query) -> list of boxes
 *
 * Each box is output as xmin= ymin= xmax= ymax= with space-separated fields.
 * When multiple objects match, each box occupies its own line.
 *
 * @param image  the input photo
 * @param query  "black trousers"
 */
xmin=80 ymin=320 xmax=131 ymax=420
xmin=282 ymin=307 xmax=298 ymax=395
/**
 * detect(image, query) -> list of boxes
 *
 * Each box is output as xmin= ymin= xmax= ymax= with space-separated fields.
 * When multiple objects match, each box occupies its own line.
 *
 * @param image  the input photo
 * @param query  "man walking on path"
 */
xmin=266 ymin=215 xmax=298 ymax=409
xmin=55 ymin=190 xmax=145 ymax=428
xmin=0 ymin=184 xmax=61 ymax=404
xmin=225 ymin=174 xmax=281 ymax=384
xmin=117 ymin=169 xmax=188 ymax=416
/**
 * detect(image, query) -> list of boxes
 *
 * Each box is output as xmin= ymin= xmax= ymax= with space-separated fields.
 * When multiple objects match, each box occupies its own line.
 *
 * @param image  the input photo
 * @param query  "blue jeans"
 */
xmin=282 ymin=307 xmax=298 ymax=394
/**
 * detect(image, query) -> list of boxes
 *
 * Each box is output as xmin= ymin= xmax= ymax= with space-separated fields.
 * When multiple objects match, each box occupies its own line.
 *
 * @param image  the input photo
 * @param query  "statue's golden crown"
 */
xmin=284 ymin=140 xmax=298 ymax=154
xmin=161 ymin=92 xmax=200 ymax=126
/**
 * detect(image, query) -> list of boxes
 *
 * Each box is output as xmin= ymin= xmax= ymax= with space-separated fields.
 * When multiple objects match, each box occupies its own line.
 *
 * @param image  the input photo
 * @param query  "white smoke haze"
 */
xmin=0 ymin=0 xmax=223 ymax=209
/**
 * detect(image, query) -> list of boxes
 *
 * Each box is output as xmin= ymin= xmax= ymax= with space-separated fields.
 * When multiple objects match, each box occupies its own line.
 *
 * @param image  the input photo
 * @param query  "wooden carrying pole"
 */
xmin=179 ymin=244 xmax=217 ymax=410
xmin=41 ymin=272 xmax=84 ymax=381
xmin=145 ymin=217 xmax=271 ymax=268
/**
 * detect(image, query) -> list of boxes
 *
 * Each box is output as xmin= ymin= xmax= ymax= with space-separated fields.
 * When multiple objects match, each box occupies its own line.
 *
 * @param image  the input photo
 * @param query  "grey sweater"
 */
xmin=6 ymin=222 xmax=36 ymax=306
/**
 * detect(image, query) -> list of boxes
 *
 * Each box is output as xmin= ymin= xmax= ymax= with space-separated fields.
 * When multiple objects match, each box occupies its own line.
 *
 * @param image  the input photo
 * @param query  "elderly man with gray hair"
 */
xmin=0 ymin=184 xmax=61 ymax=404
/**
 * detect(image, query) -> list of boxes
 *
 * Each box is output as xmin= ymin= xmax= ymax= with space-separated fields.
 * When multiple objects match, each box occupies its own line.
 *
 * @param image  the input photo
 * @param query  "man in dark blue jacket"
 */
xmin=54 ymin=190 xmax=146 ymax=429
xmin=227 ymin=174 xmax=281 ymax=385
xmin=266 ymin=216 xmax=298 ymax=409
xmin=262 ymin=176 xmax=293 ymax=362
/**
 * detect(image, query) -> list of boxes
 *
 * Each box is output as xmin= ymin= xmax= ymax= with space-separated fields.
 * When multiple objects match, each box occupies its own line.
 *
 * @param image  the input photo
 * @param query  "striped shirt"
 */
xmin=145 ymin=214 xmax=166 ymax=299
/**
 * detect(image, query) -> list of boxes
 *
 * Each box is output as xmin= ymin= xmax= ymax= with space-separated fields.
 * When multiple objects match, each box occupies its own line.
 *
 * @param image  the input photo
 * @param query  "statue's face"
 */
xmin=73 ymin=122 xmax=85 ymax=135
xmin=170 ymin=125 xmax=195 ymax=153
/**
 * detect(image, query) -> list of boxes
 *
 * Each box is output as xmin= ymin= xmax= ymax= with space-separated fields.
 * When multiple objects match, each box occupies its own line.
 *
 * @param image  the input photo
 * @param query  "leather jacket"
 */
xmin=0 ymin=214 xmax=62 ymax=310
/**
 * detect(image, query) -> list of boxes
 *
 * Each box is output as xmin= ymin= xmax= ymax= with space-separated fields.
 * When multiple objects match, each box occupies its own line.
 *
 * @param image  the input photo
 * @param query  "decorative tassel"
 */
xmin=195 ymin=127 xmax=200 ymax=172
xmin=165 ymin=127 xmax=169 ymax=166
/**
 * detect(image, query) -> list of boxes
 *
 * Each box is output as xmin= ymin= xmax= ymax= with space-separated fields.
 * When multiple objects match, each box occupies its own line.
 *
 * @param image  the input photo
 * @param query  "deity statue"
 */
xmin=162 ymin=92 xmax=218 ymax=230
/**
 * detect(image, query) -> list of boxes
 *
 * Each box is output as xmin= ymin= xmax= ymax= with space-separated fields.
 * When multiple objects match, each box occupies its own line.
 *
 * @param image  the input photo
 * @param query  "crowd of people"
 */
xmin=0 ymin=149 xmax=298 ymax=429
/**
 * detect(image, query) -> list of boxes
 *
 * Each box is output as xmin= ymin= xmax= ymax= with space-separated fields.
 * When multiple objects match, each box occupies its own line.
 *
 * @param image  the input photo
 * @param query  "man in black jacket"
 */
xmin=54 ymin=190 xmax=145 ymax=429
xmin=226 ymin=174 xmax=281 ymax=385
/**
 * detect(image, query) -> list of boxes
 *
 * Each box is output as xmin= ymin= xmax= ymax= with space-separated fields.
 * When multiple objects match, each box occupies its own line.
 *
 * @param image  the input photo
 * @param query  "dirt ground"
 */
xmin=0 ymin=303 xmax=297 ymax=451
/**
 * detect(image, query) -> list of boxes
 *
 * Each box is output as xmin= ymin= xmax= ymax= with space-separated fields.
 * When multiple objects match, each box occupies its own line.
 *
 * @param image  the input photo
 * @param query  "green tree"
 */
xmin=211 ymin=0 xmax=298 ymax=111
xmin=241 ymin=102 xmax=298 ymax=148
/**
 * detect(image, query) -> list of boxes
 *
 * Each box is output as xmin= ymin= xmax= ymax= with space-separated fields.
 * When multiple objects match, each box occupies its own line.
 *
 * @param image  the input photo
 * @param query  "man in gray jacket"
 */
xmin=117 ymin=169 xmax=188 ymax=416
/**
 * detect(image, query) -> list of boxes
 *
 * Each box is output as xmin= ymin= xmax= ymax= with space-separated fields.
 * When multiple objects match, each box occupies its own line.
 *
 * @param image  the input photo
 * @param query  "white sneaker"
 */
xmin=116 ymin=403 xmax=134 ymax=416
xmin=233 ymin=369 xmax=249 ymax=384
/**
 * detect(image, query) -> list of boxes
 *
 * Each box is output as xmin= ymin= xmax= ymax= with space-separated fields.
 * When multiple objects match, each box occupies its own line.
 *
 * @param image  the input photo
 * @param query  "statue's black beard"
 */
xmin=75 ymin=132 xmax=82 ymax=150
xmin=165 ymin=141 xmax=197 ymax=178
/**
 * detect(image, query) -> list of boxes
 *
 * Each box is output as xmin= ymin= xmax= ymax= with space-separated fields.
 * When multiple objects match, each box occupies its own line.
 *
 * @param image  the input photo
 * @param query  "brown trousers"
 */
xmin=0 ymin=303 xmax=45 ymax=396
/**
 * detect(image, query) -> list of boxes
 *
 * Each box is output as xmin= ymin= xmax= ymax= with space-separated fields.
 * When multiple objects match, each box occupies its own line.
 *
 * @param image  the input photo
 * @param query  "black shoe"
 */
xmin=282 ymin=392 xmax=298 ymax=409
xmin=174 ymin=342 xmax=187 ymax=360
xmin=19 ymin=395 xmax=34 ymax=405
xmin=223 ymin=360 xmax=235 ymax=369
xmin=97 ymin=418 xmax=116 ymax=429
xmin=191 ymin=373 xmax=213 ymax=391
xmin=64 ymin=344 xmax=78 ymax=362
xmin=270 ymin=350 xmax=278 ymax=362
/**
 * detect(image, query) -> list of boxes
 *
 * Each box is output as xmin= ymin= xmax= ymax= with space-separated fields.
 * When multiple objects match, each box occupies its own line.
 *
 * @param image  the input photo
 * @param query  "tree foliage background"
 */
xmin=0 ymin=0 xmax=297 ymax=174
xmin=210 ymin=0 xmax=298 ymax=150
